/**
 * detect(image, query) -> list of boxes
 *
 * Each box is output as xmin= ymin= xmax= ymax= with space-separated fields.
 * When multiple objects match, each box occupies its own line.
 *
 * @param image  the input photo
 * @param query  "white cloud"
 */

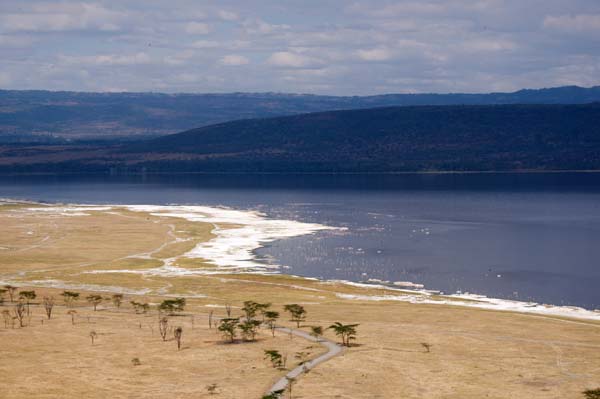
xmin=218 ymin=10 xmax=239 ymax=21
xmin=356 ymin=48 xmax=393 ymax=61
xmin=0 ymin=34 xmax=34 ymax=47
xmin=0 ymin=3 xmax=125 ymax=32
xmin=543 ymin=14 xmax=600 ymax=33
xmin=461 ymin=38 xmax=516 ymax=52
xmin=267 ymin=51 xmax=319 ymax=68
xmin=243 ymin=18 xmax=290 ymax=35
xmin=191 ymin=40 xmax=221 ymax=49
xmin=59 ymin=52 xmax=152 ymax=66
xmin=185 ymin=22 xmax=211 ymax=35
xmin=220 ymin=54 xmax=249 ymax=66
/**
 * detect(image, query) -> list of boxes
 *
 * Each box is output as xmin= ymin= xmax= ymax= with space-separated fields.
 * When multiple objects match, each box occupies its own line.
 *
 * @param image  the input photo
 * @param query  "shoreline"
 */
xmin=2 ymin=199 xmax=599 ymax=322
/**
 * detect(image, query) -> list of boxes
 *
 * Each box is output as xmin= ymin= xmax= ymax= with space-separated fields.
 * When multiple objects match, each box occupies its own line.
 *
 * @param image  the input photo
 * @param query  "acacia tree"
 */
xmin=218 ymin=318 xmax=239 ymax=343
xmin=61 ymin=291 xmax=80 ymax=307
xmin=257 ymin=302 xmax=272 ymax=322
xmin=283 ymin=304 xmax=306 ymax=328
xmin=159 ymin=298 xmax=186 ymax=315
xmin=86 ymin=294 xmax=103 ymax=311
xmin=264 ymin=311 xmax=280 ymax=337
xmin=173 ymin=326 xmax=183 ymax=350
xmin=112 ymin=294 xmax=124 ymax=308
xmin=328 ymin=322 xmax=359 ymax=347
xmin=264 ymin=349 xmax=284 ymax=368
xmin=130 ymin=301 xmax=149 ymax=314
xmin=19 ymin=290 xmax=36 ymax=316
xmin=159 ymin=317 xmax=169 ymax=341
xmin=239 ymin=319 xmax=261 ymax=341
xmin=4 ymin=285 xmax=17 ymax=303
xmin=310 ymin=326 xmax=323 ymax=341
xmin=262 ymin=390 xmax=285 ymax=399
xmin=242 ymin=301 xmax=260 ymax=321
xmin=43 ymin=296 xmax=55 ymax=319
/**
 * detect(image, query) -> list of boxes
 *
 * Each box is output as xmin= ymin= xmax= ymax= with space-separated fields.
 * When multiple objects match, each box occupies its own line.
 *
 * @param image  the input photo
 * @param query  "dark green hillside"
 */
xmin=125 ymin=103 xmax=600 ymax=172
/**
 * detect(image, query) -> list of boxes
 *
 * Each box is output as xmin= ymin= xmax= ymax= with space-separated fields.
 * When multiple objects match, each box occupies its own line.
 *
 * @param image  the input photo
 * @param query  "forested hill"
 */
xmin=122 ymin=103 xmax=600 ymax=172
xmin=2 ymin=103 xmax=599 ymax=173
xmin=1 ymin=85 xmax=600 ymax=142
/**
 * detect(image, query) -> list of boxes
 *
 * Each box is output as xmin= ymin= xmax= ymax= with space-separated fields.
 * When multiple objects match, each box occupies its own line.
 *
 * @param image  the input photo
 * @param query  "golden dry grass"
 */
xmin=1 ymin=202 xmax=599 ymax=399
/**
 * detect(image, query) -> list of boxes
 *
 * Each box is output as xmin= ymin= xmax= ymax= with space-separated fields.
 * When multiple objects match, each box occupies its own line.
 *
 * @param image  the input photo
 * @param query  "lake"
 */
xmin=1 ymin=172 xmax=599 ymax=309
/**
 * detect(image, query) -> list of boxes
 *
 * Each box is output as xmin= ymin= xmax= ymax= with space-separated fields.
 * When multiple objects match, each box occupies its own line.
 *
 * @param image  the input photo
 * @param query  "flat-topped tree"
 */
xmin=328 ymin=322 xmax=359 ymax=347
xmin=19 ymin=290 xmax=36 ymax=316
xmin=61 ymin=291 xmax=79 ymax=307
xmin=86 ymin=294 xmax=103 ymax=311
xmin=284 ymin=304 xmax=306 ymax=328
xmin=159 ymin=298 xmax=186 ymax=315
xmin=4 ymin=285 xmax=18 ymax=303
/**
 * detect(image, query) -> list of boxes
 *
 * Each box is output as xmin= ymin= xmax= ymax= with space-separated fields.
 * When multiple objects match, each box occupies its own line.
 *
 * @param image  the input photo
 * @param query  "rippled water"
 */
xmin=2 ymin=172 xmax=599 ymax=309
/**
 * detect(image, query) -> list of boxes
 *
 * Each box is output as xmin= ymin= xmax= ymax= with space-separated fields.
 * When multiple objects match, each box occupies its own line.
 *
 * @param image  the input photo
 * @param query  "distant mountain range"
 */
xmin=1 ymin=85 xmax=600 ymax=142
xmin=2 ymin=103 xmax=599 ymax=173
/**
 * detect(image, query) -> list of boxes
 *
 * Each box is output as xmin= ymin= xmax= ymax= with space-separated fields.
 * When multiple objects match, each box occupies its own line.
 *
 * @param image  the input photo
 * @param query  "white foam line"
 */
xmin=335 ymin=292 xmax=600 ymax=321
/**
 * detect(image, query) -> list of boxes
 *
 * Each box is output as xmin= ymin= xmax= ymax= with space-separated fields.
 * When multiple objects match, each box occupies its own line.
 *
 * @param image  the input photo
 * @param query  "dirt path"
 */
xmin=266 ymin=326 xmax=344 ymax=395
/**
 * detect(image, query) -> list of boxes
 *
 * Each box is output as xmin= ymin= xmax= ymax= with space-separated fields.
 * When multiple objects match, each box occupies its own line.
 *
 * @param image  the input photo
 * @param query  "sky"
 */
xmin=1 ymin=0 xmax=600 ymax=95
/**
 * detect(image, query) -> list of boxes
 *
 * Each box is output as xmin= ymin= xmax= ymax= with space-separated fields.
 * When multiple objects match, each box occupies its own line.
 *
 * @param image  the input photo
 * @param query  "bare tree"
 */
xmin=174 ymin=326 xmax=183 ymax=350
xmin=67 ymin=309 xmax=77 ymax=325
xmin=43 ymin=296 xmax=55 ymax=319
xmin=4 ymin=285 xmax=17 ymax=303
xmin=89 ymin=330 xmax=98 ymax=345
xmin=208 ymin=310 xmax=214 ymax=329
xmin=159 ymin=317 xmax=169 ymax=341
xmin=2 ymin=309 xmax=12 ymax=328
xmin=286 ymin=376 xmax=296 ymax=399
xmin=130 ymin=301 xmax=149 ymax=314
xmin=225 ymin=303 xmax=232 ymax=318
xmin=13 ymin=301 xmax=26 ymax=327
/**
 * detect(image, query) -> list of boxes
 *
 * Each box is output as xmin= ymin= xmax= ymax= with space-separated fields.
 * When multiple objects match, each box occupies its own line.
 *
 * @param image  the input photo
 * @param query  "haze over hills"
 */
xmin=1 ymin=85 xmax=600 ymax=142
xmin=1 ymin=103 xmax=599 ymax=173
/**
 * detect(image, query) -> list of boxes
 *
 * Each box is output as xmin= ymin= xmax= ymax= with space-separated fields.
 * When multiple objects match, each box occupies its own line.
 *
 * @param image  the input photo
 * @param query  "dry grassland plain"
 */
xmin=0 ymin=202 xmax=599 ymax=399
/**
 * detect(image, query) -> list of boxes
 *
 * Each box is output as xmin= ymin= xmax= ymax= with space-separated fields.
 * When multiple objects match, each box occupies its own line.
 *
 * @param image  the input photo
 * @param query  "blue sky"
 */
xmin=1 ymin=0 xmax=599 ymax=94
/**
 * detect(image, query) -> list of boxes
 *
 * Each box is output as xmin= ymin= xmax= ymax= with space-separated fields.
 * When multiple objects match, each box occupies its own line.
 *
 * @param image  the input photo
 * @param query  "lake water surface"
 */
xmin=1 ymin=173 xmax=599 ymax=309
